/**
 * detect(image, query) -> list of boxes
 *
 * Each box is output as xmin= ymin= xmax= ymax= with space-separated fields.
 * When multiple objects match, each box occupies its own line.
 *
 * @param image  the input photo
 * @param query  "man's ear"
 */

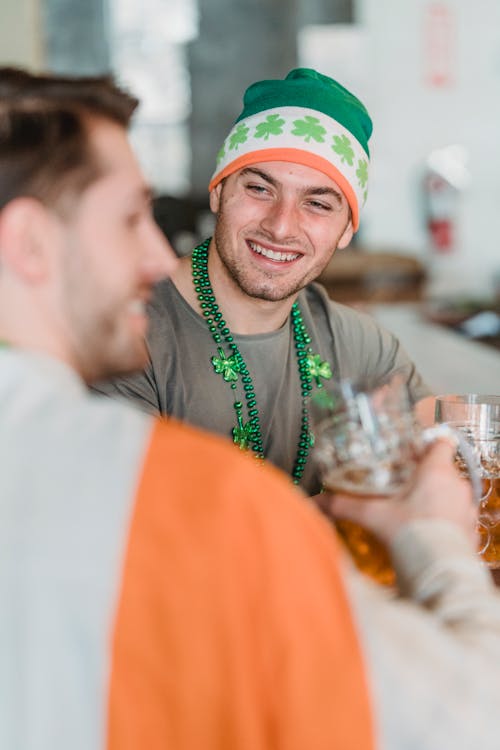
xmin=337 ymin=218 xmax=354 ymax=250
xmin=209 ymin=182 xmax=223 ymax=214
xmin=0 ymin=198 xmax=58 ymax=282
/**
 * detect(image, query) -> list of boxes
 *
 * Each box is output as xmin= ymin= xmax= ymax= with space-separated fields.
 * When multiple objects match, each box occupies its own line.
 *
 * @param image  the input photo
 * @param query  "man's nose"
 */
xmin=142 ymin=221 xmax=179 ymax=282
xmin=260 ymin=197 xmax=300 ymax=241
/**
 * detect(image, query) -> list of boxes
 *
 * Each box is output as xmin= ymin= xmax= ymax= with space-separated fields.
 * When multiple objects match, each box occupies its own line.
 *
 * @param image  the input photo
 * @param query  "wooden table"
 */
xmin=370 ymin=303 xmax=500 ymax=395
xmin=370 ymin=304 xmax=500 ymax=584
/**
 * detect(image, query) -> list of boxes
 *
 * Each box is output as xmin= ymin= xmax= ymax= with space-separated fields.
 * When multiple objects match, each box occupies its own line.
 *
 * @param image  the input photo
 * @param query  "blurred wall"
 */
xmin=6 ymin=0 xmax=497 ymax=296
xmin=188 ymin=0 xmax=353 ymax=199
xmin=355 ymin=0 xmax=500 ymax=297
xmin=0 ymin=0 xmax=109 ymax=74
xmin=0 ymin=0 xmax=43 ymax=68
xmin=42 ymin=0 xmax=110 ymax=74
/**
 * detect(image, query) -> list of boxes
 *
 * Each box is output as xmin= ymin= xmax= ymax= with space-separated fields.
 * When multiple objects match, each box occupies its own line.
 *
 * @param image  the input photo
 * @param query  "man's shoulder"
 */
xmin=148 ymin=274 xmax=202 ymax=337
xmin=66 ymin=386 xmax=155 ymax=461
xmin=144 ymin=417 xmax=306 ymax=508
xmin=137 ymin=417 xmax=349 ymax=590
xmin=149 ymin=277 xmax=177 ymax=318
xmin=148 ymin=416 xmax=280 ymax=475
xmin=301 ymin=282 xmax=381 ymax=334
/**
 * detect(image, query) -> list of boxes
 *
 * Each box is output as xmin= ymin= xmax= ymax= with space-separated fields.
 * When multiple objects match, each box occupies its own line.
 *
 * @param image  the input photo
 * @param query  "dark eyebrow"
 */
xmin=239 ymin=166 xmax=344 ymax=206
xmin=305 ymin=185 xmax=344 ymax=206
xmin=240 ymin=166 xmax=277 ymax=186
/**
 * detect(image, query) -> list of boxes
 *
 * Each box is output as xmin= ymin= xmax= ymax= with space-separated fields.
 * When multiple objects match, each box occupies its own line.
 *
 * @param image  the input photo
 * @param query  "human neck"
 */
xmin=0 ymin=291 xmax=79 ymax=374
xmin=173 ymin=239 xmax=297 ymax=335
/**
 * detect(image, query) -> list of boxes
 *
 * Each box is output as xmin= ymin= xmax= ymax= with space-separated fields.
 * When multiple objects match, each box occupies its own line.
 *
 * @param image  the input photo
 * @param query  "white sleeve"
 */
xmin=343 ymin=519 xmax=500 ymax=750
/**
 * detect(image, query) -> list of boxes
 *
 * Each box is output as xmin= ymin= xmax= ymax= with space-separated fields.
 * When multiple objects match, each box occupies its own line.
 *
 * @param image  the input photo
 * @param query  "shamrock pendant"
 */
xmin=212 ymin=347 xmax=241 ymax=382
xmin=232 ymin=412 xmax=255 ymax=450
xmin=306 ymin=352 xmax=332 ymax=388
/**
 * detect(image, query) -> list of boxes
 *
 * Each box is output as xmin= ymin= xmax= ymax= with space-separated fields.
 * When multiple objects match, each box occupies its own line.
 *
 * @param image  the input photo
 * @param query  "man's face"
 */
xmin=209 ymin=161 xmax=353 ymax=302
xmin=54 ymin=118 xmax=177 ymax=382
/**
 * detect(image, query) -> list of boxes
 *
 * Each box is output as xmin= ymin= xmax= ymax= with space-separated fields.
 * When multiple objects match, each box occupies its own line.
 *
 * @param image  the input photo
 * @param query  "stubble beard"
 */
xmin=213 ymin=218 xmax=344 ymax=303
xmin=214 ymin=219 xmax=318 ymax=303
xmin=67 ymin=296 xmax=148 ymax=383
xmin=61 ymin=251 xmax=148 ymax=383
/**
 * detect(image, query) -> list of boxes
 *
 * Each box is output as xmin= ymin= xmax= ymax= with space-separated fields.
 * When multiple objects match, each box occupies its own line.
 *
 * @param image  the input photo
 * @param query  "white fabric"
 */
xmin=0 ymin=349 xmax=152 ymax=750
xmin=347 ymin=520 xmax=500 ymax=750
xmin=211 ymin=106 xmax=369 ymax=212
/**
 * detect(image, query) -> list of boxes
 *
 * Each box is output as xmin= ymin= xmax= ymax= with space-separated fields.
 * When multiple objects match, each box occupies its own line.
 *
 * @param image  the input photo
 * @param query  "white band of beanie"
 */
xmin=209 ymin=106 xmax=369 ymax=231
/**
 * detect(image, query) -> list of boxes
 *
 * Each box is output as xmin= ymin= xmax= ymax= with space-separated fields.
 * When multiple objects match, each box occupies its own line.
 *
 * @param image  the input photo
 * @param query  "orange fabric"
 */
xmin=208 ymin=147 xmax=360 ymax=230
xmin=107 ymin=419 xmax=374 ymax=750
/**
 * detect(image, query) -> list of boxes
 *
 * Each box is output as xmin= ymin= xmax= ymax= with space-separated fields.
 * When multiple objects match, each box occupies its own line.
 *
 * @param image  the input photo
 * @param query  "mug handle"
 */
xmin=421 ymin=423 xmax=483 ymax=506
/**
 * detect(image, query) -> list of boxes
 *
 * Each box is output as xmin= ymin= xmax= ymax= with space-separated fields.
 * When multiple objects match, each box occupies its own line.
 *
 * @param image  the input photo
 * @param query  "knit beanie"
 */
xmin=209 ymin=68 xmax=372 ymax=231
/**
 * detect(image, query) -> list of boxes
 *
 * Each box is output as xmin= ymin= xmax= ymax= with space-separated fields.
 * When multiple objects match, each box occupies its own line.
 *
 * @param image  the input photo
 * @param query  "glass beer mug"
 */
xmin=435 ymin=395 xmax=500 ymax=567
xmin=312 ymin=378 xmax=480 ymax=586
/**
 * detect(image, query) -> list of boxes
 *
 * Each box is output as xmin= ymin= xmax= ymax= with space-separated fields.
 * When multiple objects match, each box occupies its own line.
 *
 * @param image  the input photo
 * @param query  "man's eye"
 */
xmin=308 ymin=200 xmax=332 ymax=211
xmin=246 ymin=183 xmax=269 ymax=194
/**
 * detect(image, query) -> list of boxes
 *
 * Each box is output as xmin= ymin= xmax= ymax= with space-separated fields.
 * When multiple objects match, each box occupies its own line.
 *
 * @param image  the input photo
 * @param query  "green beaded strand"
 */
xmin=192 ymin=237 xmax=317 ymax=485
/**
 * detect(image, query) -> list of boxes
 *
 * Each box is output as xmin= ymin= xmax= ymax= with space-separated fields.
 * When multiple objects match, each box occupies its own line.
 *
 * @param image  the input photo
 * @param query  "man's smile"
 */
xmin=247 ymin=240 xmax=301 ymax=263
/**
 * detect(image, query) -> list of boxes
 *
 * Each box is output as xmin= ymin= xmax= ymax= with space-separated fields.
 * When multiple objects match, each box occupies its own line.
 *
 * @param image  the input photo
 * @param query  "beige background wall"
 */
xmin=355 ymin=0 xmax=500 ymax=297
xmin=2 ymin=0 xmax=499 ymax=299
xmin=0 ymin=0 xmax=43 ymax=69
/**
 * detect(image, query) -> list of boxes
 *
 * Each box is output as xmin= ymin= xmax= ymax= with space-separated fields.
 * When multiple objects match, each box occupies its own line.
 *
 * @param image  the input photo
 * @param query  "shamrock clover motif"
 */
xmin=255 ymin=114 xmax=285 ymax=140
xmin=332 ymin=134 xmax=355 ymax=165
xmin=311 ymin=388 xmax=338 ymax=412
xmin=291 ymin=116 xmax=326 ymax=143
xmin=356 ymin=158 xmax=368 ymax=189
xmin=229 ymin=123 xmax=250 ymax=150
xmin=212 ymin=347 xmax=241 ymax=382
xmin=216 ymin=143 xmax=226 ymax=164
xmin=306 ymin=352 xmax=332 ymax=388
xmin=232 ymin=414 xmax=255 ymax=449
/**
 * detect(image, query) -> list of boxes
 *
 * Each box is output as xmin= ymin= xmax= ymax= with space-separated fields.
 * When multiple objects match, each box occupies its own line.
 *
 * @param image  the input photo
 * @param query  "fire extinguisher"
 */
xmin=424 ymin=171 xmax=456 ymax=252
xmin=423 ymin=144 xmax=468 ymax=254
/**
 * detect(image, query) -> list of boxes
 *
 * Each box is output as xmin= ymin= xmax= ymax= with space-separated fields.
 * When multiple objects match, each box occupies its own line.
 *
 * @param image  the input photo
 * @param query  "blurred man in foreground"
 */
xmin=0 ymin=68 xmax=499 ymax=750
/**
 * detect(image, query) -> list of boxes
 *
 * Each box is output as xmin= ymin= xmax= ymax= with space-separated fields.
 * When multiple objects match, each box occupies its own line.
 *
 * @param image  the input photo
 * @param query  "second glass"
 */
xmin=312 ymin=378 xmax=480 ymax=585
xmin=435 ymin=394 xmax=500 ymax=568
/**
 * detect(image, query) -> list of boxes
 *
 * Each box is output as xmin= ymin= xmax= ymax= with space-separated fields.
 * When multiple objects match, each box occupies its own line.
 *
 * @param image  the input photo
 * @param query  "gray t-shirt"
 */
xmin=95 ymin=280 xmax=430 ymax=493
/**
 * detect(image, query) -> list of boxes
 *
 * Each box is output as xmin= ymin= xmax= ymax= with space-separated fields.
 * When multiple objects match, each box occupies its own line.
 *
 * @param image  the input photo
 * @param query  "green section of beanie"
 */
xmin=209 ymin=68 xmax=373 ymax=230
xmin=236 ymin=68 xmax=372 ymax=158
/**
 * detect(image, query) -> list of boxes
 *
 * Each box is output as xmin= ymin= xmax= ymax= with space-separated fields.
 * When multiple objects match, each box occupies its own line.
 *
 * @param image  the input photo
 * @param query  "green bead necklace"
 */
xmin=191 ymin=237 xmax=332 ymax=485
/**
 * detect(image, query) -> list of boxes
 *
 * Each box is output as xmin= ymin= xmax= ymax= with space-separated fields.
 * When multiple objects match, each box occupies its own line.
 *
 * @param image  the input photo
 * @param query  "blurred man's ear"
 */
xmin=337 ymin=218 xmax=354 ymax=250
xmin=0 ymin=198 xmax=57 ymax=282
xmin=209 ymin=183 xmax=223 ymax=214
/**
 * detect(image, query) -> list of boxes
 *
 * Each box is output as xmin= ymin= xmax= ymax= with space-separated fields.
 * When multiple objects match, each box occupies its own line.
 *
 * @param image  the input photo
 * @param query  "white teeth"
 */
xmin=129 ymin=299 xmax=146 ymax=314
xmin=249 ymin=242 xmax=299 ymax=262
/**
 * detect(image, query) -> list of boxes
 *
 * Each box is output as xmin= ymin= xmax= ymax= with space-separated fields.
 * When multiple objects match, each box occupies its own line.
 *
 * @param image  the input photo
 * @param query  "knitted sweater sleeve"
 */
xmin=344 ymin=519 xmax=500 ymax=750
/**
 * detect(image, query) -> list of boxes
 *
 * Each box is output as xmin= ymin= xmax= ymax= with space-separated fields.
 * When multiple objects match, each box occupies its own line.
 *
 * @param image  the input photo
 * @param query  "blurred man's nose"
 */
xmin=260 ymin=196 xmax=300 ymax=241
xmin=142 ymin=222 xmax=179 ymax=282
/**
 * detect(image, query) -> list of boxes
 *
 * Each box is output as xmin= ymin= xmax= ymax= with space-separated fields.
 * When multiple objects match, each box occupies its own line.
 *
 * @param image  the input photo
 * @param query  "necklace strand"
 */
xmin=191 ymin=237 xmax=330 ymax=485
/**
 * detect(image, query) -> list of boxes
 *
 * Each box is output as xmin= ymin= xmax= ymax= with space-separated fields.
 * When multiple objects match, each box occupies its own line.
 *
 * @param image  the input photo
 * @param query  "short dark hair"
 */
xmin=0 ymin=67 xmax=139 ymax=215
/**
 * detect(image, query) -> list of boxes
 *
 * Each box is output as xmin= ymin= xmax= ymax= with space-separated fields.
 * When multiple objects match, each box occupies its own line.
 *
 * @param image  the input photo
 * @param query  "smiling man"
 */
xmin=97 ymin=68 xmax=432 ymax=493
xmin=0 ymin=67 xmax=374 ymax=750
xmin=3 ymin=67 xmax=500 ymax=750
